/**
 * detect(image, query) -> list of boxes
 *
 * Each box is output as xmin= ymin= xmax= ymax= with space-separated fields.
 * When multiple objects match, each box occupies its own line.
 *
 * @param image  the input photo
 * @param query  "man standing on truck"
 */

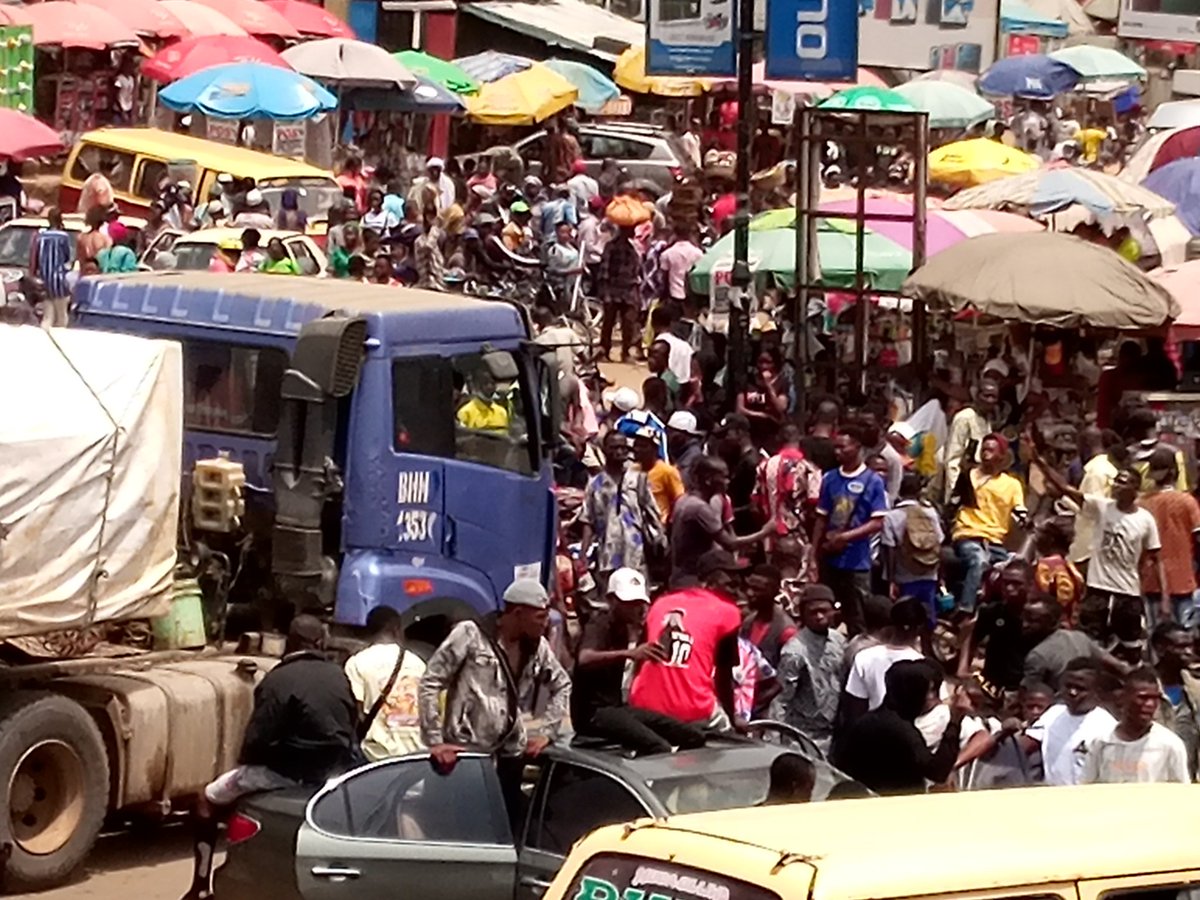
xmin=418 ymin=579 xmax=571 ymax=771
xmin=183 ymin=616 xmax=357 ymax=900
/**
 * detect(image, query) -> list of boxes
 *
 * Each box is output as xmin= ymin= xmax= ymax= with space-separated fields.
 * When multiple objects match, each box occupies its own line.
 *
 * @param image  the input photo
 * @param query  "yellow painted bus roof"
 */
xmin=571 ymin=785 xmax=1200 ymax=900
xmin=74 ymin=128 xmax=334 ymax=180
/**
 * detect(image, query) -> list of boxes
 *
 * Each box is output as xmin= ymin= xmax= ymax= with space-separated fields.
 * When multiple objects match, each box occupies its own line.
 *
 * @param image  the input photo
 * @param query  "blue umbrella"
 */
xmin=342 ymin=76 xmax=465 ymax=114
xmin=159 ymin=62 xmax=337 ymax=121
xmin=979 ymin=54 xmax=1079 ymax=99
xmin=1028 ymin=168 xmax=1116 ymax=217
xmin=454 ymin=51 xmax=533 ymax=84
xmin=1143 ymin=159 xmax=1200 ymax=235
xmin=543 ymin=58 xmax=619 ymax=114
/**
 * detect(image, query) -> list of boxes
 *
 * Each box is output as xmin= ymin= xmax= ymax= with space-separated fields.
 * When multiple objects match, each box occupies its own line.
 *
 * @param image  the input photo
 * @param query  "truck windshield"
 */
xmin=392 ymin=351 xmax=538 ymax=475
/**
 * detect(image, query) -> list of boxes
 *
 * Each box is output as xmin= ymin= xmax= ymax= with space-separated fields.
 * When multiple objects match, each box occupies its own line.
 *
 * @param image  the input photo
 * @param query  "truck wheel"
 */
xmin=0 ymin=692 xmax=109 ymax=892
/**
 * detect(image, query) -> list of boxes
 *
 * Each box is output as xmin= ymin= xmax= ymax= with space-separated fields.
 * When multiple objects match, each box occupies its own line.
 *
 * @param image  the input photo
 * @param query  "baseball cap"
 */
xmin=607 ymin=567 xmax=649 ymax=603
xmin=510 ymin=200 xmax=531 ymax=214
xmin=667 ymin=410 xmax=701 ymax=435
xmin=696 ymin=548 xmax=749 ymax=579
xmin=245 ymin=188 xmax=263 ymax=206
xmin=606 ymin=386 xmax=639 ymax=413
xmin=502 ymin=579 xmax=550 ymax=610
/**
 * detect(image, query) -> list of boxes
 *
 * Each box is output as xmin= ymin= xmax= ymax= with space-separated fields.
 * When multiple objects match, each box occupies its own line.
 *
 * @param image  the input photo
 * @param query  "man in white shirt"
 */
xmin=1023 ymin=658 xmax=1116 ymax=786
xmin=1068 ymin=429 xmax=1120 ymax=566
xmin=843 ymin=597 xmax=928 ymax=713
xmin=410 ymin=157 xmax=456 ymax=212
xmin=649 ymin=305 xmax=694 ymax=386
xmin=1082 ymin=667 xmax=1189 ymax=784
xmin=567 ymin=159 xmax=599 ymax=214
xmin=344 ymin=606 xmax=427 ymax=761
xmin=658 ymin=226 xmax=704 ymax=306
xmin=943 ymin=380 xmax=998 ymax=504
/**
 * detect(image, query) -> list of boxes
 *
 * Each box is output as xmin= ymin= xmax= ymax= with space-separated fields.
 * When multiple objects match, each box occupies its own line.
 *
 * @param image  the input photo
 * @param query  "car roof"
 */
xmin=588 ymin=784 xmax=1200 ymax=900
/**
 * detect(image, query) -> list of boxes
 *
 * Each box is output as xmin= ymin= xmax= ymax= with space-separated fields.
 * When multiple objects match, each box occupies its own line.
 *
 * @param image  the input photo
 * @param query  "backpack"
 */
xmin=899 ymin=504 xmax=941 ymax=570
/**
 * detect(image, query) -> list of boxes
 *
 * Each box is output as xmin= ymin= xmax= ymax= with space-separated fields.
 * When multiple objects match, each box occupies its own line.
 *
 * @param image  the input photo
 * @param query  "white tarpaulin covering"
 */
xmin=0 ymin=326 xmax=182 ymax=638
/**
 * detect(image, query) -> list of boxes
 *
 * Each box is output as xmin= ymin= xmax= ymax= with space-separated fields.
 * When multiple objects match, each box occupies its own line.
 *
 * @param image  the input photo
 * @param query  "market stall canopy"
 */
xmin=143 ymin=34 xmax=289 ymax=82
xmin=943 ymin=166 xmax=1174 ymax=219
xmin=1148 ymin=100 xmax=1200 ymax=131
xmin=0 ymin=109 xmax=64 ymax=159
xmin=894 ymin=81 xmax=994 ymax=129
xmin=819 ymin=85 xmax=916 ymax=112
xmin=458 ymin=0 xmax=642 ymax=64
xmin=614 ymin=45 xmax=708 ymax=97
xmin=261 ymin=0 xmax=353 ymax=37
xmin=77 ymin=0 xmax=189 ymax=39
xmin=159 ymin=60 xmax=336 ymax=120
xmin=904 ymin=232 xmax=1178 ymax=328
xmin=1142 ymin=159 xmax=1200 ymax=235
xmin=979 ymin=54 xmax=1079 ymax=99
xmin=710 ymin=62 xmax=886 ymax=98
xmin=1121 ymin=126 xmax=1200 ymax=184
xmin=23 ymin=1 xmax=139 ymax=48
xmin=395 ymin=49 xmax=478 ymax=94
xmin=543 ymin=58 xmax=618 ymax=114
xmin=188 ymin=0 xmax=299 ymax=39
xmin=929 ymin=138 xmax=1039 ymax=187
xmin=689 ymin=214 xmax=912 ymax=294
xmin=158 ymin=0 xmax=247 ymax=37
xmin=282 ymin=38 xmax=415 ymax=90
xmin=454 ymin=50 xmax=532 ymax=84
xmin=464 ymin=62 xmax=578 ymax=125
xmin=1151 ymin=260 xmax=1200 ymax=339
xmin=1049 ymin=45 xmax=1145 ymax=81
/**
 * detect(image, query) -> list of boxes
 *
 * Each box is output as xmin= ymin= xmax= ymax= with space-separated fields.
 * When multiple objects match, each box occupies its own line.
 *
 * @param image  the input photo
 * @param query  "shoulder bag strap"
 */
xmin=357 ymin=647 xmax=407 ymax=742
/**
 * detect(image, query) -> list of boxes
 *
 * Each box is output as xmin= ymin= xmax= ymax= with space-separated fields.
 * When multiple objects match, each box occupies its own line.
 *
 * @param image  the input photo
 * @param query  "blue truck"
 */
xmin=75 ymin=272 xmax=560 ymax=645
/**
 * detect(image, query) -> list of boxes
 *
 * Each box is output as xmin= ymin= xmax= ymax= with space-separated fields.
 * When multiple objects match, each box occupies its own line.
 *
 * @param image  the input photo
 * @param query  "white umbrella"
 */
xmin=1148 ymin=100 xmax=1200 ymax=131
xmin=282 ymin=37 xmax=416 ymax=89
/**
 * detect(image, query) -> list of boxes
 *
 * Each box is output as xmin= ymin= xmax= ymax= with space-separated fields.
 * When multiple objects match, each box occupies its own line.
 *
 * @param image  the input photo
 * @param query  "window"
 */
xmin=69 ymin=145 xmax=134 ymax=193
xmin=392 ymin=351 xmax=536 ymax=475
xmin=1102 ymin=885 xmax=1200 ymax=900
xmin=309 ymin=757 xmax=511 ymax=845
xmin=530 ymin=764 xmax=646 ymax=857
xmin=183 ymin=342 xmax=287 ymax=435
xmin=173 ymin=243 xmax=217 ymax=271
xmin=134 ymin=159 xmax=170 ymax=200
xmin=589 ymin=136 xmax=654 ymax=161
xmin=0 ymin=224 xmax=38 ymax=268
xmin=287 ymin=239 xmax=320 ymax=276
xmin=518 ymin=135 xmax=546 ymax=165
xmin=658 ymin=0 xmax=700 ymax=20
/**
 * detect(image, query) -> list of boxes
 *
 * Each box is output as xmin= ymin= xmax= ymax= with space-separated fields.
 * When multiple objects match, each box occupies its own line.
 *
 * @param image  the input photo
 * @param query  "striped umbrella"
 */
xmin=454 ymin=50 xmax=533 ymax=85
xmin=943 ymin=166 xmax=1175 ymax=220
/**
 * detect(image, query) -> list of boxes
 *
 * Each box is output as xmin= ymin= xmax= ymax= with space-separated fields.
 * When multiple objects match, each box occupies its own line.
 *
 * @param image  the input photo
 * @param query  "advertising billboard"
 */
xmin=765 ymin=0 xmax=859 ymax=78
xmin=646 ymin=0 xmax=737 ymax=75
xmin=1118 ymin=0 xmax=1200 ymax=43
xmin=856 ymin=0 xmax=998 ymax=71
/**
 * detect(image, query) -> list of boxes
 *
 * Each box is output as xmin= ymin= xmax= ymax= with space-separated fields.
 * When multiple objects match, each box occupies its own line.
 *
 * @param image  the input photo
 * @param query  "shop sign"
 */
xmin=272 ymin=121 xmax=306 ymax=158
xmin=765 ymin=0 xmax=859 ymax=79
xmin=206 ymin=118 xmax=239 ymax=145
xmin=645 ymin=0 xmax=736 ymax=76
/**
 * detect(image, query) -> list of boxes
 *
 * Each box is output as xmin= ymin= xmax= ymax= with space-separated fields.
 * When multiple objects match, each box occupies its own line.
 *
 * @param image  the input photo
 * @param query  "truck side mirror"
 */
xmin=535 ymin=352 xmax=563 ymax=454
xmin=285 ymin=315 xmax=368 ymax=401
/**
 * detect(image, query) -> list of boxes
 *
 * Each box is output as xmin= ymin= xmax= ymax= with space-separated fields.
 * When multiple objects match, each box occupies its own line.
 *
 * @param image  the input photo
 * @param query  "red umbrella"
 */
xmin=22 ymin=1 xmax=140 ymax=48
xmin=261 ymin=0 xmax=354 ymax=37
xmin=142 ymin=34 xmax=291 ymax=82
xmin=159 ymin=0 xmax=246 ymax=37
xmin=188 ymin=0 xmax=301 ymax=39
xmin=76 ymin=0 xmax=191 ymax=39
xmin=0 ymin=109 xmax=64 ymax=160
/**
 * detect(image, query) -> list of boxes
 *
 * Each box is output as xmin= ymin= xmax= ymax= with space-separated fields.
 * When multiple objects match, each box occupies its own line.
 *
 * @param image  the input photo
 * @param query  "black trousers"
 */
xmin=580 ymin=706 xmax=707 ymax=755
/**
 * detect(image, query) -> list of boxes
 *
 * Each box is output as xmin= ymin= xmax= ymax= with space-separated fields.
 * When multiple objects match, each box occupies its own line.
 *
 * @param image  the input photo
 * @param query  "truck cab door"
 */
xmin=295 ymin=754 xmax=517 ymax=900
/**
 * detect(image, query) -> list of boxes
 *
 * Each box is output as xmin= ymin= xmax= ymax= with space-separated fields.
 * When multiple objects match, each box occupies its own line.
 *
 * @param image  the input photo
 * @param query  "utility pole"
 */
xmin=726 ymin=0 xmax=755 ymax=412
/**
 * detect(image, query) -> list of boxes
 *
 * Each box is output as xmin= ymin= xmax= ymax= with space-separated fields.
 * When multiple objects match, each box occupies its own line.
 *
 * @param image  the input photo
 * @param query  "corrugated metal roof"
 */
xmin=460 ymin=0 xmax=641 ymax=62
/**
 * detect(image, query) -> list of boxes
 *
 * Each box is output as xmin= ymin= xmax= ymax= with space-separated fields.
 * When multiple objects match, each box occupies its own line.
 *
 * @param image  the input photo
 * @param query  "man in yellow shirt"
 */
xmin=953 ymin=433 xmax=1027 ymax=612
xmin=632 ymin=426 xmax=684 ymax=523
xmin=456 ymin=371 xmax=509 ymax=431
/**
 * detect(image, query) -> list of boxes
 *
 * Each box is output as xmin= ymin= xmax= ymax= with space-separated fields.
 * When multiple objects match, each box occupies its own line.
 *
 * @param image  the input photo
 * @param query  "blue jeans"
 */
xmin=1145 ymin=593 xmax=1198 ymax=629
xmin=954 ymin=539 xmax=1010 ymax=612
xmin=897 ymin=579 xmax=939 ymax=626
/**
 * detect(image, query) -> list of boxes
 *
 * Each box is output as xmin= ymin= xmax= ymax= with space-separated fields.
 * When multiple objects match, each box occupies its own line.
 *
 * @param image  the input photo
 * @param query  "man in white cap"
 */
xmin=418 ymin=579 xmax=570 ymax=771
xmin=573 ymin=568 xmax=706 ymax=754
xmin=667 ymin=410 xmax=705 ymax=489
xmin=233 ymin=188 xmax=273 ymax=229
xmin=410 ymin=156 xmax=456 ymax=212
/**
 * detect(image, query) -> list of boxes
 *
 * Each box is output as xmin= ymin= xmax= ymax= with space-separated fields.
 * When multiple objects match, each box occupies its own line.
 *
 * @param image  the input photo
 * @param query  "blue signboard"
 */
xmin=764 ymin=0 xmax=858 ymax=80
xmin=645 ymin=0 xmax=736 ymax=76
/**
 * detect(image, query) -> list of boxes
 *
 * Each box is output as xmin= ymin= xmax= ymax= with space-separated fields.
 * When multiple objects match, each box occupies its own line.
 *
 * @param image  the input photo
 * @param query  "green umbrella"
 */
xmin=394 ymin=50 xmax=480 ymax=94
xmin=818 ymin=85 xmax=916 ymax=113
xmin=689 ymin=214 xmax=912 ymax=294
xmin=893 ymin=81 xmax=994 ymax=129
xmin=1049 ymin=45 xmax=1145 ymax=82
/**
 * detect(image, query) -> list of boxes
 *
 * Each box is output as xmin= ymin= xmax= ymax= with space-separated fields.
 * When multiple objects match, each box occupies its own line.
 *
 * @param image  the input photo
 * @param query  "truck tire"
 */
xmin=0 ymin=691 xmax=109 ymax=893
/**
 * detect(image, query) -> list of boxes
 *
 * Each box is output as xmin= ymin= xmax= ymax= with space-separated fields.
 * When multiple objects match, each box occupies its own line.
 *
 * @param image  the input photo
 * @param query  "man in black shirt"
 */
xmin=718 ymin=413 xmax=764 ymax=536
xmin=573 ymin=568 xmax=706 ymax=754
xmin=957 ymin=560 xmax=1032 ymax=691
xmin=183 ymin=615 xmax=357 ymax=899
xmin=835 ymin=659 xmax=972 ymax=795
xmin=801 ymin=399 xmax=840 ymax=473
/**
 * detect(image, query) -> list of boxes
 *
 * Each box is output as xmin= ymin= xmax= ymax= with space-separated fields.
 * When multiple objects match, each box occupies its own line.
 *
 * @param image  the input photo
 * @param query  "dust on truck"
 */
xmin=0 ymin=326 xmax=261 ymax=892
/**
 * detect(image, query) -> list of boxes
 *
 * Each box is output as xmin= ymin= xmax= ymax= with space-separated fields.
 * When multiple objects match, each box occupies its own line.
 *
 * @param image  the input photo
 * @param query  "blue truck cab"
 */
xmin=75 ymin=272 xmax=559 ymax=641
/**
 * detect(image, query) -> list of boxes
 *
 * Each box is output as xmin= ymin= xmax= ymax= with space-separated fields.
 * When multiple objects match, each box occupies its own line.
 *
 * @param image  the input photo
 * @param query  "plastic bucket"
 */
xmin=152 ymin=578 xmax=208 ymax=650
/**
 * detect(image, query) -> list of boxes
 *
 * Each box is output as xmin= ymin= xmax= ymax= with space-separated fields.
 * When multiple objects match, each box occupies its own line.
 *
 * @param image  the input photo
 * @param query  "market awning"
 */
xmin=459 ymin=0 xmax=641 ymax=62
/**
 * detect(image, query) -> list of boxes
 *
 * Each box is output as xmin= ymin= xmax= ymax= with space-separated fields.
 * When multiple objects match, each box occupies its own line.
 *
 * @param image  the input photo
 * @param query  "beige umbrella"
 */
xmin=903 ymin=232 xmax=1179 ymax=329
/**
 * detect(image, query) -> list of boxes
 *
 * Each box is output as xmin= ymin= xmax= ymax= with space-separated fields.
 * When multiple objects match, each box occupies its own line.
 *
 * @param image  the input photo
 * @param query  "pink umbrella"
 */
xmin=22 ymin=1 xmax=140 ymax=47
xmin=188 ymin=0 xmax=301 ymax=39
xmin=1152 ymin=261 xmax=1200 ymax=339
xmin=261 ymin=0 xmax=353 ymax=37
xmin=158 ymin=0 xmax=247 ymax=37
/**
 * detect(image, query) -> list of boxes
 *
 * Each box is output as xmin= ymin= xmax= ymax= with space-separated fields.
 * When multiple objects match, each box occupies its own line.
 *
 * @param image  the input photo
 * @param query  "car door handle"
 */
xmin=520 ymin=875 xmax=553 ymax=895
xmin=312 ymin=866 xmax=362 ymax=880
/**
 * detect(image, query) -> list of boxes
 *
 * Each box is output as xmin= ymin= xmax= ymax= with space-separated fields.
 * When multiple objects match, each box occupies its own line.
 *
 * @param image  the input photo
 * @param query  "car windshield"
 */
xmin=646 ymin=769 xmax=770 ymax=814
xmin=259 ymin=178 xmax=342 ymax=221
xmin=172 ymin=243 xmax=217 ymax=271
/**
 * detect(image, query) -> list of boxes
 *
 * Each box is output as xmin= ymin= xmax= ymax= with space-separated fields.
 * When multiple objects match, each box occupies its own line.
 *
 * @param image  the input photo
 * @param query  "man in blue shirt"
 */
xmin=539 ymin=183 xmax=578 ymax=244
xmin=813 ymin=423 xmax=888 ymax=637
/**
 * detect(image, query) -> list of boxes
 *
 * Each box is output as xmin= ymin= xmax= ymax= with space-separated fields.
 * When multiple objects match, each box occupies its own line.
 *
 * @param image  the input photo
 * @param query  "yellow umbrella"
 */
xmin=929 ymin=138 xmax=1039 ymax=188
xmin=613 ymin=45 xmax=709 ymax=98
xmin=465 ymin=63 xmax=579 ymax=125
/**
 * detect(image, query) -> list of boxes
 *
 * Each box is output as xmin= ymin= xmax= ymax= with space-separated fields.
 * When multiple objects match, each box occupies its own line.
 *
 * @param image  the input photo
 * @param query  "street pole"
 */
xmin=727 ymin=0 xmax=756 ymax=412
